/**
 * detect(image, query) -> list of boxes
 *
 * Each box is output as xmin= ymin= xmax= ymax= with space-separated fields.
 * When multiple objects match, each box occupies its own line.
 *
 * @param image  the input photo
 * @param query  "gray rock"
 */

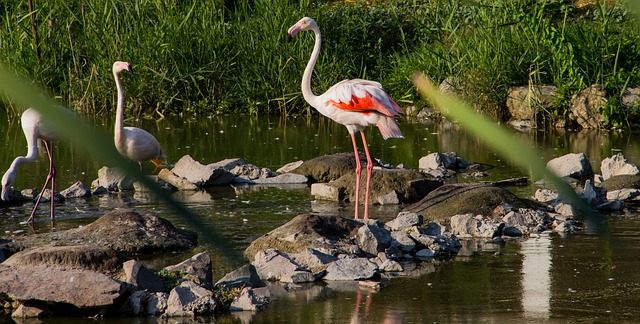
xmin=122 ymin=260 xmax=164 ymax=292
xmin=288 ymin=249 xmax=337 ymax=273
xmin=390 ymin=231 xmax=416 ymax=252
xmin=607 ymin=188 xmax=640 ymax=201
xmin=11 ymin=301 xmax=49 ymax=318
xmin=60 ymin=181 xmax=90 ymax=198
xmin=601 ymin=153 xmax=640 ymax=181
xmin=146 ymin=292 xmax=169 ymax=315
xmin=215 ymin=264 xmax=264 ymax=289
xmin=208 ymin=158 xmax=246 ymax=171
xmin=310 ymin=183 xmax=345 ymax=201
xmin=503 ymin=226 xmax=523 ymax=236
xmin=94 ymin=166 xmax=134 ymax=191
xmin=324 ymin=258 xmax=378 ymax=281
xmin=546 ymin=153 xmax=593 ymax=179
xmin=554 ymin=203 xmax=575 ymax=217
xmin=252 ymin=249 xmax=301 ymax=281
xmin=0 ymin=265 xmax=124 ymax=308
xmin=450 ymin=214 xmax=502 ymax=238
xmin=292 ymin=152 xmax=377 ymax=182
xmin=231 ymin=164 xmax=275 ymax=180
xmin=2 ymin=245 xmax=128 ymax=274
xmin=380 ymin=259 xmax=403 ymax=272
xmin=419 ymin=152 xmax=458 ymax=170
xmin=240 ymin=173 xmax=308 ymax=185
xmin=534 ymin=188 xmax=558 ymax=202
xmin=386 ymin=211 xmax=423 ymax=231
xmin=357 ymin=224 xmax=393 ymax=257
xmin=92 ymin=186 xmax=108 ymax=195
xmin=229 ymin=287 xmax=267 ymax=311
xmin=277 ymin=160 xmax=304 ymax=174
xmin=119 ymin=290 xmax=147 ymax=316
xmin=280 ymin=271 xmax=315 ymax=283
xmin=506 ymin=85 xmax=557 ymax=126
xmin=415 ymin=249 xmax=437 ymax=260
xmin=423 ymin=222 xmax=445 ymax=236
xmin=164 ymin=251 xmax=213 ymax=289
xmin=157 ymin=168 xmax=198 ymax=190
xmin=377 ymin=191 xmax=400 ymax=205
xmin=171 ymin=155 xmax=235 ymax=186
xmin=165 ymin=280 xmax=216 ymax=316
xmin=570 ymin=84 xmax=607 ymax=129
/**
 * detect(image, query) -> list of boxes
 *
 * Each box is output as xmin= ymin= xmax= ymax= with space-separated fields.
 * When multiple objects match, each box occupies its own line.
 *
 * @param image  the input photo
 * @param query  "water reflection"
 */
xmin=520 ymin=232 xmax=552 ymax=320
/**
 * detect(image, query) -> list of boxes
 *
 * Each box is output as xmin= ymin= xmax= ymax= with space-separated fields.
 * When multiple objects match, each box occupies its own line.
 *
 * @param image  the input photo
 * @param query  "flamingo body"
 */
xmin=288 ymin=17 xmax=403 ymax=219
xmin=112 ymin=61 xmax=167 ymax=170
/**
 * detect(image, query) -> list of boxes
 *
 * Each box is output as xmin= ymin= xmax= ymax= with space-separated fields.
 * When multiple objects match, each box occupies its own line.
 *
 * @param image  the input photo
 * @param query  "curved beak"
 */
xmin=287 ymin=25 xmax=301 ymax=43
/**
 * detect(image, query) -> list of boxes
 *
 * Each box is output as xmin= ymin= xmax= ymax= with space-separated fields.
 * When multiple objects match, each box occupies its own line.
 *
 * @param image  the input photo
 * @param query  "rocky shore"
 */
xmin=1 ymin=149 xmax=640 ymax=319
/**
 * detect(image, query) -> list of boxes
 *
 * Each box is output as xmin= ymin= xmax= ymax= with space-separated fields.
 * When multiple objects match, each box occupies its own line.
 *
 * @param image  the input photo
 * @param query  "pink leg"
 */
xmin=350 ymin=133 xmax=361 ymax=219
xmin=27 ymin=141 xmax=56 ymax=225
xmin=360 ymin=132 xmax=373 ymax=220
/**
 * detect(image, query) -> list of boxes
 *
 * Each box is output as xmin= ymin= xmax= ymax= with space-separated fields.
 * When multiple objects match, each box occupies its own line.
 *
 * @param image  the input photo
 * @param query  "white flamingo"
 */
xmin=287 ymin=17 xmax=404 ymax=220
xmin=112 ymin=61 xmax=167 ymax=172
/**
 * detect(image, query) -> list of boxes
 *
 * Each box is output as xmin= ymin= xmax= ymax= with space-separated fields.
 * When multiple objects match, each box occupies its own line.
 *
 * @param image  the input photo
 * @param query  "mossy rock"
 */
xmin=600 ymin=174 xmax=640 ymax=191
xmin=293 ymin=152 xmax=379 ymax=182
xmin=331 ymin=169 xmax=442 ymax=203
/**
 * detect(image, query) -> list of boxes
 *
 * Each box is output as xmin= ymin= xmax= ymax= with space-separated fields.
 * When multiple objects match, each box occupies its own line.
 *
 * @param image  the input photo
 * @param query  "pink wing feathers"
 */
xmin=324 ymin=79 xmax=403 ymax=117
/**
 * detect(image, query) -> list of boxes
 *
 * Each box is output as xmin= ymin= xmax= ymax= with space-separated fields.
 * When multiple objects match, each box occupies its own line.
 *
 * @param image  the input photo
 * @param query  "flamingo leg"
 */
xmin=360 ymin=131 xmax=373 ymax=220
xmin=350 ymin=133 xmax=361 ymax=219
xmin=27 ymin=141 xmax=56 ymax=225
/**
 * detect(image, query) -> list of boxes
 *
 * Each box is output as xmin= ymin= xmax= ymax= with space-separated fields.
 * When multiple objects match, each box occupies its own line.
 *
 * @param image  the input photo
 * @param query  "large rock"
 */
xmin=601 ymin=174 xmax=640 ymax=191
xmin=570 ymin=84 xmax=607 ymax=129
xmin=450 ymin=214 xmax=503 ymax=238
xmin=215 ymin=264 xmax=264 ymax=289
xmin=404 ymin=183 xmax=530 ymax=221
xmin=0 ymin=265 xmax=125 ymax=308
xmin=252 ymin=249 xmax=302 ymax=281
xmin=546 ymin=153 xmax=593 ymax=179
xmin=418 ymin=152 xmax=471 ymax=171
xmin=600 ymin=153 xmax=640 ymax=181
xmin=165 ymin=280 xmax=217 ymax=316
xmin=170 ymin=155 xmax=235 ymax=186
xmin=506 ymin=85 xmax=557 ymax=127
xmin=122 ymin=260 xmax=165 ymax=292
xmin=93 ymin=166 xmax=134 ymax=191
xmin=2 ymin=245 xmax=127 ymax=275
xmin=356 ymin=224 xmax=393 ymax=257
xmin=229 ymin=287 xmax=267 ymax=311
xmin=164 ymin=252 xmax=213 ymax=289
xmin=323 ymin=258 xmax=378 ymax=281
xmin=292 ymin=153 xmax=379 ymax=182
xmin=157 ymin=168 xmax=198 ymax=190
xmin=244 ymin=214 xmax=361 ymax=261
xmin=60 ymin=181 xmax=91 ymax=198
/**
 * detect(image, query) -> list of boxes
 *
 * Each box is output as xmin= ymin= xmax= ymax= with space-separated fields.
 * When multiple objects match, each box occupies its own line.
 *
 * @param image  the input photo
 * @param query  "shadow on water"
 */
xmin=3 ymin=114 xmax=640 ymax=321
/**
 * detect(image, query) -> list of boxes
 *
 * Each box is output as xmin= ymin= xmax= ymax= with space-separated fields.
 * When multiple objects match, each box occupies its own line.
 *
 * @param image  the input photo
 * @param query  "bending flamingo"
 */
xmin=112 ymin=61 xmax=167 ymax=172
xmin=287 ymin=17 xmax=404 ymax=220
xmin=1 ymin=106 xmax=69 ymax=225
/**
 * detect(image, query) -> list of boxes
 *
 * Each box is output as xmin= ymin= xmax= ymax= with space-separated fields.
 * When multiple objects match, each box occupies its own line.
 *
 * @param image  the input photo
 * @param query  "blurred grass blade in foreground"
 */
xmin=412 ymin=73 xmax=604 ymax=231
xmin=0 ymin=64 xmax=242 ymax=265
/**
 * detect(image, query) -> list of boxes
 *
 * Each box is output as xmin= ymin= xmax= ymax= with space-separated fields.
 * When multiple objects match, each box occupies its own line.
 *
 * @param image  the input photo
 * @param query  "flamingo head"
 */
xmin=1 ymin=170 xmax=15 ymax=201
xmin=287 ymin=17 xmax=318 ymax=42
xmin=113 ymin=61 xmax=132 ymax=74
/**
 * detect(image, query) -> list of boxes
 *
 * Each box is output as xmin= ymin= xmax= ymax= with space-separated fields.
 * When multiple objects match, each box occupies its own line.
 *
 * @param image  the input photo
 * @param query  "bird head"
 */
xmin=1 ymin=171 xmax=15 ymax=201
xmin=113 ymin=61 xmax=133 ymax=74
xmin=287 ymin=17 xmax=317 ymax=42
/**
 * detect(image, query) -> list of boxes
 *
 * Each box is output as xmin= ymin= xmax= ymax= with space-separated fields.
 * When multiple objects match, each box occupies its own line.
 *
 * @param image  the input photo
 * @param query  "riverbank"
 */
xmin=1 ymin=0 xmax=638 ymax=126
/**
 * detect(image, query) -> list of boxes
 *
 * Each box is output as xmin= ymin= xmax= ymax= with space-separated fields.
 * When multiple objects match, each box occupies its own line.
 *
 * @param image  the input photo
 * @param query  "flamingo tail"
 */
xmin=376 ymin=117 xmax=404 ymax=140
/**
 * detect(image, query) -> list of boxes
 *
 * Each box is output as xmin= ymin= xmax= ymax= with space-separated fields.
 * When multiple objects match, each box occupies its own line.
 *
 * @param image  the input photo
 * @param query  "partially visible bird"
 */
xmin=287 ymin=17 xmax=404 ymax=220
xmin=112 ymin=61 xmax=167 ymax=172
xmin=1 ymin=106 xmax=70 ymax=225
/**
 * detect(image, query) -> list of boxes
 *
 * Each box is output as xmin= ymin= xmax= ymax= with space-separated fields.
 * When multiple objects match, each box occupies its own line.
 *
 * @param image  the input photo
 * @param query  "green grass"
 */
xmin=1 ymin=0 xmax=639 ymax=126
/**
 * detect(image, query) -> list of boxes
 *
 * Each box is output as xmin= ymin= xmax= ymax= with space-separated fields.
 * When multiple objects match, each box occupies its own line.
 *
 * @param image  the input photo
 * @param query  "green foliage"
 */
xmin=1 ymin=0 xmax=639 ymax=125
xmin=155 ymin=269 xmax=188 ymax=291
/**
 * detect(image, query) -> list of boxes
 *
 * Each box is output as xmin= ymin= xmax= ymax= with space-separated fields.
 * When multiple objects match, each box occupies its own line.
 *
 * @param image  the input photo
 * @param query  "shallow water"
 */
xmin=2 ymin=113 xmax=640 ymax=322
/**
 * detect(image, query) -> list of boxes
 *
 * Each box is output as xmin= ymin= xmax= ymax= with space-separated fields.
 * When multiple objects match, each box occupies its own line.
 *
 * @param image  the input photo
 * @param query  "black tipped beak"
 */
xmin=287 ymin=34 xmax=293 ymax=43
xmin=128 ymin=66 xmax=133 ymax=73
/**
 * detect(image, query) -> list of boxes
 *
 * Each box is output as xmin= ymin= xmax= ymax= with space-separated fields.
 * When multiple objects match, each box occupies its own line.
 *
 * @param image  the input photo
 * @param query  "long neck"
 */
xmin=114 ymin=71 xmax=124 ymax=142
xmin=302 ymin=26 xmax=322 ymax=107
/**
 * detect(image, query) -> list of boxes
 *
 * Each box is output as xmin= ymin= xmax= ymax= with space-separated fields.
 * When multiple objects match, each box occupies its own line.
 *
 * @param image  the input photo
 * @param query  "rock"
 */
xmin=418 ymin=152 xmax=470 ymax=171
xmin=310 ymin=183 xmax=345 ymax=201
xmin=385 ymin=212 xmax=423 ymax=231
xmin=570 ymin=84 xmax=607 ymax=129
xmin=377 ymin=191 xmax=400 ymax=205
xmin=607 ymin=189 xmax=640 ymax=201
xmin=146 ymin=292 xmax=169 ymax=315
xmin=600 ymin=153 xmax=640 ymax=181
xmin=244 ymin=215 xmax=361 ymax=261
xmin=357 ymin=224 xmax=393 ymax=257
xmin=288 ymin=249 xmax=337 ymax=274
xmin=157 ymin=168 xmax=198 ymax=190
xmin=94 ymin=166 xmax=134 ymax=191
xmin=323 ymin=258 xmax=378 ymax=281
xmin=277 ymin=160 xmax=304 ymax=174
xmin=380 ymin=259 xmax=403 ymax=272
xmin=292 ymin=152 xmax=379 ymax=182
xmin=122 ymin=260 xmax=164 ymax=292
xmin=439 ymin=76 xmax=464 ymax=96
xmin=60 ymin=181 xmax=91 ymax=198
xmin=231 ymin=164 xmax=275 ymax=180
xmin=534 ymin=189 xmax=558 ymax=202
xmin=11 ymin=301 xmax=49 ymax=318
xmin=405 ymin=183 xmax=530 ymax=221
xmin=240 ymin=173 xmax=308 ymax=185
xmin=506 ymin=85 xmax=557 ymax=127
xmin=0 ymin=265 xmax=124 ymax=308
xmin=252 ymin=249 xmax=301 ymax=281
xmin=215 ymin=264 xmax=264 ymax=289
xmin=165 ymin=280 xmax=217 ymax=316
xmin=208 ymin=158 xmax=246 ymax=171
xmin=415 ymin=249 xmax=437 ymax=260
xmin=546 ymin=153 xmax=593 ymax=179
xmin=164 ymin=251 xmax=213 ymax=289
xmin=229 ymin=287 xmax=267 ymax=311
xmin=390 ymin=231 xmax=416 ymax=252
xmin=554 ymin=203 xmax=575 ymax=217
xmin=170 ymin=155 xmax=235 ymax=186
xmin=450 ymin=214 xmax=503 ymax=238
xmin=119 ymin=290 xmax=147 ymax=316
xmin=280 ymin=271 xmax=315 ymax=284
xmin=601 ymin=174 xmax=640 ymax=191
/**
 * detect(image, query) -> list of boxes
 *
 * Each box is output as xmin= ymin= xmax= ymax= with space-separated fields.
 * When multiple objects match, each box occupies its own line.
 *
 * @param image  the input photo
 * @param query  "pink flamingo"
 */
xmin=1 ymin=106 xmax=69 ymax=225
xmin=288 ymin=17 xmax=404 ymax=220
xmin=112 ymin=61 xmax=167 ymax=172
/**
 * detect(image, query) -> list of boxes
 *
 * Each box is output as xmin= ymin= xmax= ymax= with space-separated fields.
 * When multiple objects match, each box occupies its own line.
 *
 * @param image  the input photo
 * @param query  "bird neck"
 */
xmin=114 ymin=71 xmax=125 ymax=142
xmin=302 ymin=26 xmax=322 ymax=107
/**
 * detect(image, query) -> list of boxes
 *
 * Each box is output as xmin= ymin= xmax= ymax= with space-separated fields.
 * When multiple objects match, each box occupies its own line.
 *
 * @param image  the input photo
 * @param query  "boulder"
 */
xmin=600 ymin=153 xmax=640 ymax=181
xmin=277 ymin=160 xmax=304 ymax=174
xmin=93 ymin=166 xmax=134 ymax=191
xmin=2 ymin=245 xmax=127 ymax=275
xmin=165 ymin=280 xmax=217 ymax=316
xmin=215 ymin=264 xmax=264 ymax=289
xmin=164 ymin=251 xmax=213 ymax=289
xmin=323 ymin=258 xmax=378 ymax=281
xmin=310 ymin=183 xmax=345 ymax=201
xmin=11 ymin=301 xmax=49 ymax=318
xmin=418 ymin=152 xmax=471 ymax=171
xmin=288 ymin=249 xmax=337 ymax=274
xmin=170 ymin=155 xmax=235 ymax=186
xmin=237 ymin=173 xmax=308 ymax=185
xmin=569 ymin=84 xmax=607 ymax=129
xmin=146 ymin=292 xmax=169 ymax=315
xmin=356 ymin=224 xmax=393 ymax=257
xmin=252 ymin=249 xmax=302 ymax=281
xmin=122 ymin=260 xmax=164 ymax=292
xmin=546 ymin=153 xmax=593 ymax=179
xmin=377 ymin=190 xmax=401 ymax=205
xmin=231 ymin=164 xmax=275 ymax=180
xmin=229 ymin=287 xmax=267 ymax=311
xmin=208 ymin=158 xmax=246 ymax=171
xmin=157 ymin=168 xmax=198 ymax=190
xmin=601 ymin=174 xmax=640 ymax=191
xmin=292 ymin=152 xmax=379 ymax=182
xmin=506 ymin=85 xmax=557 ymax=127
xmin=450 ymin=214 xmax=503 ymax=238
xmin=385 ymin=212 xmax=423 ymax=231
xmin=60 ymin=181 xmax=91 ymax=198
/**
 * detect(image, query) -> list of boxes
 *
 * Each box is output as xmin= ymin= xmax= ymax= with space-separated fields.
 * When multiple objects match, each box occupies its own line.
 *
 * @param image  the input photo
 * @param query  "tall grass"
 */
xmin=1 ymin=0 xmax=639 ymax=126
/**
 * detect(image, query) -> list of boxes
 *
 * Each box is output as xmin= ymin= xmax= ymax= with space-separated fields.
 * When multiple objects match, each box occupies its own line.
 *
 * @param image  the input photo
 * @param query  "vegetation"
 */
xmin=1 ymin=0 xmax=638 ymax=125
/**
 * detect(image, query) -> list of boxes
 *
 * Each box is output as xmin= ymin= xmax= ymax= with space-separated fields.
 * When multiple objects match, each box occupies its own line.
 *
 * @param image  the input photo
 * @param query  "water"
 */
xmin=2 ymin=113 xmax=640 ymax=322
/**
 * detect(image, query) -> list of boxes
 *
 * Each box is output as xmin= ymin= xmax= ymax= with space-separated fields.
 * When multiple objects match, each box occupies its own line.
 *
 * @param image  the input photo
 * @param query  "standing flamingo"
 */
xmin=112 ymin=61 xmax=167 ymax=172
xmin=287 ymin=17 xmax=404 ymax=220
xmin=1 ymin=106 xmax=69 ymax=225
